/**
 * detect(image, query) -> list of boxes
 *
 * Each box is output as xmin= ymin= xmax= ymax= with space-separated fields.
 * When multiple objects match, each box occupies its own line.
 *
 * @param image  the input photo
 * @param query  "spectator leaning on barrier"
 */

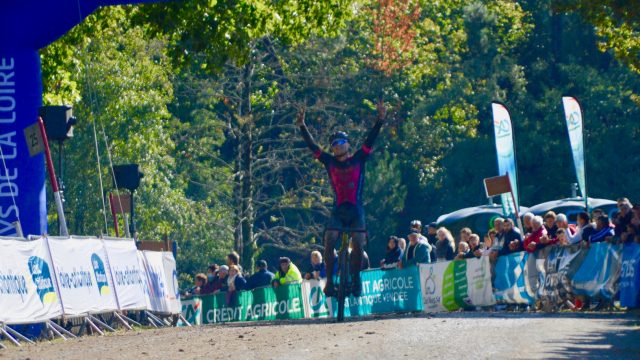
xmin=563 ymin=212 xmax=591 ymax=245
xmin=614 ymin=198 xmax=633 ymax=242
xmin=482 ymin=230 xmax=496 ymax=256
xmin=630 ymin=205 xmax=640 ymax=243
xmin=246 ymin=260 xmax=275 ymax=290
xmin=589 ymin=215 xmax=615 ymax=243
xmin=435 ymin=227 xmax=455 ymax=262
xmin=465 ymin=234 xmax=482 ymax=259
xmin=305 ymin=251 xmax=327 ymax=280
xmin=399 ymin=230 xmax=431 ymax=268
xmin=200 ymin=264 xmax=219 ymax=295
xmin=492 ymin=217 xmax=505 ymax=251
xmin=214 ymin=265 xmax=229 ymax=293
xmin=187 ymin=273 xmax=207 ymax=296
xmin=543 ymin=211 xmax=558 ymax=239
xmin=459 ymin=227 xmax=472 ymax=248
xmin=380 ymin=236 xmax=403 ymax=269
xmin=500 ymin=218 xmax=524 ymax=256
xmin=227 ymin=265 xmax=246 ymax=292
xmin=398 ymin=237 xmax=407 ymax=252
xmin=522 ymin=212 xmax=534 ymax=234
xmin=455 ymin=241 xmax=470 ymax=260
xmin=524 ymin=216 xmax=547 ymax=253
xmin=273 ymin=257 xmax=302 ymax=287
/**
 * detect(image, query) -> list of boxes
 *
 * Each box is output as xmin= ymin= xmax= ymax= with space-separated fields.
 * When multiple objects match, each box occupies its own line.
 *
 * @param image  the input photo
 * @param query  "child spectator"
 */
xmin=380 ymin=236 xmax=402 ymax=269
xmin=187 ymin=273 xmax=207 ymax=296
xmin=455 ymin=241 xmax=470 ymax=260
xmin=435 ymin=227 xmax=455 ymax=262
xmin=466 ymin=234 xmax=482 ymax=258
xmin=246 ymin=260 xmax=275 ymax=290
xmin=273 ymin=257 xmax=302 ymax=287
xmin=304 ymin=251 xmax=327 ymax=280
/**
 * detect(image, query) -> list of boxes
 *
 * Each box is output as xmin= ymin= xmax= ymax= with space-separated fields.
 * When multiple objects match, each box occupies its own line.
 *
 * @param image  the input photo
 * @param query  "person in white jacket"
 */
xmin=561 ymin=212 xmax=592 ymax=244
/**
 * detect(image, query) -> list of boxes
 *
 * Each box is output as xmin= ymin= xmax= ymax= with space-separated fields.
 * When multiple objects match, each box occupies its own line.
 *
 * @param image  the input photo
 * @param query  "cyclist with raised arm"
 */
xmin=296 ymin=100 xmax=386 ymax=297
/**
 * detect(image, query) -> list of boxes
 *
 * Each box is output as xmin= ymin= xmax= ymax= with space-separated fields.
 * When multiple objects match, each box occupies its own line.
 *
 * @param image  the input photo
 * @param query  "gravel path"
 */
xmin=2 ymin=312 xmax=639 ymax=360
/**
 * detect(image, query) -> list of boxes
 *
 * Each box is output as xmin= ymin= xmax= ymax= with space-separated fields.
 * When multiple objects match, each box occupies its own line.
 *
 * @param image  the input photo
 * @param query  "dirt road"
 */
xmin=2 ymin=312 xmax=639 ymax=359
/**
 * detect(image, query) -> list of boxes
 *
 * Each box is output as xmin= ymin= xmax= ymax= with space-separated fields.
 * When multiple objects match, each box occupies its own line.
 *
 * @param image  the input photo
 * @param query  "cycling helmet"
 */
xmin=330 ymin=131 xmax=349 ymax=146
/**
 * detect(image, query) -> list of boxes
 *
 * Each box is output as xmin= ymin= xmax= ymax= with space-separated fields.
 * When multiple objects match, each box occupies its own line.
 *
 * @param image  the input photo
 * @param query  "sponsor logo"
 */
xmin=27 ymin=256 xmax=57 ymax=304
xmin=91 ymin=253 xmax=111 ymax=296
xmin=309 ymin=285 xmax=326 ymax=312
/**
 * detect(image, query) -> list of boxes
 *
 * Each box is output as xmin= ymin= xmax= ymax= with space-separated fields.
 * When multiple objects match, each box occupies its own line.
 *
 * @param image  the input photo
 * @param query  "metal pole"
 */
xmin=38 ymin=117 xmax=68 ymax=236
xmin=129 ymin=190 xmax=136 ymax=239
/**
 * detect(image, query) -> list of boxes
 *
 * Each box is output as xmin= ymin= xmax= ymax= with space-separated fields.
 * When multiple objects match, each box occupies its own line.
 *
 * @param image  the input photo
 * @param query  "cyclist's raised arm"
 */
xmin=297 ymin=107 xmax=329 ymax=161
xmin=361 ymin=99 xmax=386 ymax=154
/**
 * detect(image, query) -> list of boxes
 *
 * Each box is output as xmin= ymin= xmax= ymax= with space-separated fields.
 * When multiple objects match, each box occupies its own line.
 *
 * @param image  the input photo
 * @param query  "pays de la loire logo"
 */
xmin=91 ymin=253 xmax=111 ymax=296
xmin=27 ymin=256 xmax=57 ymax=304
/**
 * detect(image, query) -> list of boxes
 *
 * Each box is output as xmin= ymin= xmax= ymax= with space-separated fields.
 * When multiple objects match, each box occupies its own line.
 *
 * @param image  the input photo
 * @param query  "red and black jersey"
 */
xmin=299 ymin=121 xmax=382 ymax=207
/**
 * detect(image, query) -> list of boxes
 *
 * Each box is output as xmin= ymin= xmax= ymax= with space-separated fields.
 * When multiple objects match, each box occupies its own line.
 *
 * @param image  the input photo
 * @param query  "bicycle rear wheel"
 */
xmin=337 ymin=247 xmax=350 ymax=322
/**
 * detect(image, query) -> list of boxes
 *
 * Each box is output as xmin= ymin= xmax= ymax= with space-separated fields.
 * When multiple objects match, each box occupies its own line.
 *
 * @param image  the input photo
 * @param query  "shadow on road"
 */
xmin=540 ymin=319 xmax=640 ymax=359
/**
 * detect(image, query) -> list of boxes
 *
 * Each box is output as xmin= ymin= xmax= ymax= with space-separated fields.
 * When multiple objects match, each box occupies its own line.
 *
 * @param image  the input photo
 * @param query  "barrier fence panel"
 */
xmin=178 ymin=297 xmax=202 ymax=326
xmin=0 ymin=237 xmax=62 ymax=324
xmin=620 ymin=243 xmax=640 ymax=309
xmin=102 ymin=238 xmax=148 ymax=311
xmin=537 ymin=244 xmax=587 ymax=306
xmin=301 ymin=279 xmax=330 ymax=318
xmin=572 ymin=242 xmax=623 ymax=300
xmin=493 ymin=252 xmax=535 ymax=305
xmin=200 ymin=283 xmax=305 ymax=324
xmin=331 ymin=266 xmax=423 ymax=318
xmin=139 ymin=250 xmax=182 ymax=314
xmin=47 ymin=236 xmax=118 ymax=316
xmin=420 ymin=257 xmax=494 ymax=313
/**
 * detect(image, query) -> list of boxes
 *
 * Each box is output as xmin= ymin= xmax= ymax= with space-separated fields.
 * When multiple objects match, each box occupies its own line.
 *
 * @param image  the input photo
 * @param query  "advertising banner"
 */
xmin=102 ymin=238 xmax=147 ymax=311
xmin=178 ymin=297 xmax=202 ymax=326
xmin=562 ymin=96 xmax=586 ymax=199
xmin=331 ymin=267 xmax=423 ymax=318
xmin=572 ymin=242 xmax=623 ymax=300
xmin=201 ymin=283 xmax=305 ymax=324
xmin=301 ymin=279 xmax=330 ymax=318
xmin=0 ymin=237 xmax=62 ymax=324
xmin=494 ymin=252 xmax=535 ymax=304
xmin=464 ymin=257 xmax=496 ymax=307
xmin=620 ymin=243 xmax=640 ymax=308
xmin=47 ymin=236 xmax=118 ymax=315
xmin=139 ymin=250 xmax=181 ymax=314
xmin=491 ymin=102 xmax=520 ymax=218
xmin=420 ymin=261 xmax=456 ymax=312
xmin=537 ymin=244 xmax=586 ymax=306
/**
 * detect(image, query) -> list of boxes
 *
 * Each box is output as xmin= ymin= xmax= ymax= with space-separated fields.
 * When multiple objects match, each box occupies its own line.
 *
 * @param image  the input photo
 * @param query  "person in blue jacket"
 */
xmin=246 ymin=260 xmax=275 ymax=290
xmin=399 ymin=230 xmax=431 ymax=268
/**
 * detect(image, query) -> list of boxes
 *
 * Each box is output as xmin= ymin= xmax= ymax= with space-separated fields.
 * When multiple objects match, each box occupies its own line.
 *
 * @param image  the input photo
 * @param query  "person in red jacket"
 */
xmin=524 ymin=216 xmax=548 ymax=253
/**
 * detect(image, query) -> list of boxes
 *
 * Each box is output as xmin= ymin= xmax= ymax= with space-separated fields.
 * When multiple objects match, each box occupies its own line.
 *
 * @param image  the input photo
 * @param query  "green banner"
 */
xmin=201 ymin=283 xmax=305 ymax=324
xmin=442 ymin=261 xmax=459 ymax=311
xmin=453 ymin=260 xmax=470 ymax=309
xmin=331 ymin=266 xmax=423 ymax=317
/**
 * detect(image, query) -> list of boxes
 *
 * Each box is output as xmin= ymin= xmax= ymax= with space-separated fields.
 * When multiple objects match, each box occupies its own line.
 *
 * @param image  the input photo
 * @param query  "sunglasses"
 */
xmin=331 ymin=139 xmax=348 ymax=147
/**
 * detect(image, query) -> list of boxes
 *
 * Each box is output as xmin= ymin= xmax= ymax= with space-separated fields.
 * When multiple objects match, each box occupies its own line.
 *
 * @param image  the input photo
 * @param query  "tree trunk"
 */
xmin=240 ymin=62 xmax=256 ymax=271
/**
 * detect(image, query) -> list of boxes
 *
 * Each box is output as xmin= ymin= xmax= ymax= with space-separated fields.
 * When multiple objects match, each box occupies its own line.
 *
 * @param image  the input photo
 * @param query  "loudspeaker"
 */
xmin=112 ymin=164 xmax=143 ymax=191
xmin=39 ymin=105 xmax=77 ymax=141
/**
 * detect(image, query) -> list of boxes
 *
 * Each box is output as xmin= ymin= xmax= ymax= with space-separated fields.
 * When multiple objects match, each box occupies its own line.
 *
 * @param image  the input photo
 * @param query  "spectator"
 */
xmin=246 ymin=260 xmax=275 ymax=290
xmin=398 ymin=237 xmax=407 ymax=252
xmin=553 ymin=214 xmax=572 ymax=242
xmin=399 ymin=230 xmax=431 ymax=268
xmin=227 ymin=251 xmax=242 ymax=273
xmin=435 ymin=227 xmax=455 ymax=262
xmin=459 ymin=227 xmax=472 ymax=247
xmin=380 ymin=236 xmax=402 ymax=269
xmin=492 ymin=217 xmax=505 ymax=251
xmin=426 ymin=222 xmax=438 ymax=261
xmin=200 ymin=264 xmax=219 ymax=295
xmin=613 ymin=198 xmax=633 ymax=239
xmin=589 ymin=215 xmax=615 ymax=243
xmin=524 ymin=216 xmax=547 ymax=253
xmin=455 ymin=241 xmax=470 ymax=260
xmin=522 ymin=212 xmax=534 ymax=234
xmin=465 ymin=234 xmax=482 ymax=258
xmin=562 ymin=212 xmax=590 ymax=245
xmin=543 ymin=211 xmax=558 ymax=238
xmin=213 ymin=265 xmax=229 ymax=294
xmin=187 ymin=273 xmax=207 ymax=296
xmin=591 ymin=208 xmax=604 ymax=224
xmin=273 ymin=257 xmax=302 ymax=287
xmin=361 ymin=249 xmax=371 ymax=270
xmin=481 ymin=232 xmax=494 ymax=256
xmin=502 ymin=219 xmax=524 ymax=255
xmin=305 ymin=251 xmax=327 ymax=280
xmin=556 ymin=229 xmax=570 ymax=246
xmin=227 ymin=265 xmax=247 ymax=292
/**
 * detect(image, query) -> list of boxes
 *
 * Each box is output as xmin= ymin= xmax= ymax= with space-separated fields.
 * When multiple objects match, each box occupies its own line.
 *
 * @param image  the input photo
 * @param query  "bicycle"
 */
xmin=332 ymin=227 xmax=366 ymax=322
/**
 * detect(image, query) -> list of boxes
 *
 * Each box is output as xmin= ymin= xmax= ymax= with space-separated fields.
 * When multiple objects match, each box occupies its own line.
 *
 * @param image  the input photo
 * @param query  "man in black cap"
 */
xmin=245 ymin=260 xmax=275 ymax=290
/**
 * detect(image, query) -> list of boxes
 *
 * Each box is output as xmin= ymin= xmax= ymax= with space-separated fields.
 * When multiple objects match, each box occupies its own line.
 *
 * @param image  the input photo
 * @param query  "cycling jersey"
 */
xmin=299 ymin=120 xmax=382 ymax=228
